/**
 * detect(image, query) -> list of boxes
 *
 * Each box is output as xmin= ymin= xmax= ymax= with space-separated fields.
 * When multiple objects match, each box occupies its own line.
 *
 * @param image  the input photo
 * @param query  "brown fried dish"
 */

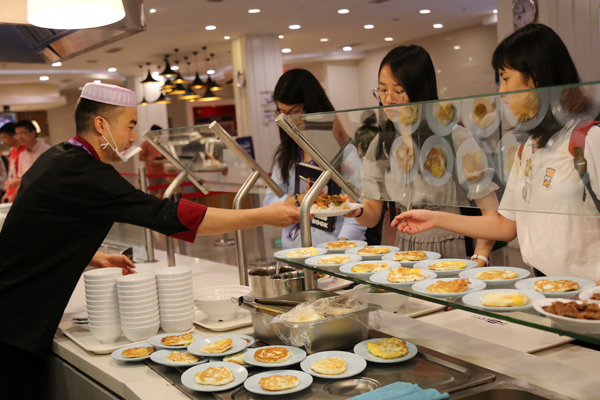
xmin=543 ymin=300 xmax=600 ymax=320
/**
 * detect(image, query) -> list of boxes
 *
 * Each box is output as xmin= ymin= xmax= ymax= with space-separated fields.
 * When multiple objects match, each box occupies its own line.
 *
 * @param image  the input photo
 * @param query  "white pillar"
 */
xmin=231 ymin=35 xmax=283 ymax=171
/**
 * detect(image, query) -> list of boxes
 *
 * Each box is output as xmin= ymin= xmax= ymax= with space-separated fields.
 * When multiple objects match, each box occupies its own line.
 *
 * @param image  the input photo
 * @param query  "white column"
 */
xmin=232 ymin=35 xmax=283 ymax=171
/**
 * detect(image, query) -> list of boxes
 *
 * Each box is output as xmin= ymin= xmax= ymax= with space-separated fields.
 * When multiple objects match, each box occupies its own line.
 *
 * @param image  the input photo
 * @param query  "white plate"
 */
xmin=413 ymin=258 xmax=478 ymax=277
xmin=533 ymin=298 xmax=600 ymax=335
xmin=345 ymin=246 xmax=400 ymax=261
xmin=493 ymin=130 xmax=527 ymax=184
xmin=208 ymin=349 xmax=254 ymax=369
xmin=110 ymin=342 xmax=156 ymax=361
xmin=339 ymin=261 xmax=402 ymax=278
xmin=243 ymin=346 xmax=307 ymax=368
xmin=244 ymin=370 xmax=313 ymax=396
xmin=461 ymin=96 xmax=501 ymax=139
xmin=381 ymin=251 xmax=441 ymax=268
xmin=316 ymin=240 xmax=368 ymax=253
xmin=188 ymin=336 xmax=249 ymax=357
xmin=502 ymin=89 xmax=549 ymax=131
xmin=300 ymin=351 xmax=367 ymax=379
xmin=72 ymin=311 xmax=88 ymax=320
xmin=385 ymin=104 xmax=422 ymax=135
xmin=412 ymin=278 xmax=486 ymax=299
xmin=353 ymin=338 xmax=418 ymax=364
xmin=578 ymin=286 xmax=600 ymax=304
xmin=390 ymin=136 xmax=421 ymax=185
xmin=305 ymin=254 xmax=362 ymax=268
xmin=455 ymin=138 xmax=494 ymax=194
xmin=194 ymin=309 xmax=253 ymax=332
xmin=515 ymin=276 xmax=596 ymax=298
xmin=459 ymin=267 xmax=531 ymax=288
xmin=274 ymin=247 xmax=328 ymax=261
xmin=462 ymin=289 xmax=545 ymax=311
xmin=425 ymin=101 xmax=460 ymax=136
xmin=148 ymin=333 xmax=205 ymax=349
xmin=181 ymin=361 xmax=247 ymax=392
xmin=550 ymin=86 xmax=600 ymax=127
xmin=370 ymin=268 xmax=437 ymax=287
xmin=150 ymin=349 xmax=208 ymax=367
xmin=311 ymin=202 xmax=362 ymax=218
xmin=419 ymin=135 xmax=454 ymax=187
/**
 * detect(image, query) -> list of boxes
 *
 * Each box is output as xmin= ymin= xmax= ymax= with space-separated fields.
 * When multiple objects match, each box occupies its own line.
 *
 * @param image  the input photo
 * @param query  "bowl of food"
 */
xmin=533 ymin=298 xmax=600 ymax=335
xmin=578 ymin=286 xmax=600 ymax=304
xmin=357 ymin=284 xmax=409 ymax=311
xmin=194 ymin=285 xmax=252 ymax=322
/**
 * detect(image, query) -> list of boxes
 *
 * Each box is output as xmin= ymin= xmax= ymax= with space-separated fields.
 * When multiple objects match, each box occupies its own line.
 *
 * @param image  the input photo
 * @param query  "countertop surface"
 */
xmin=54 ymin=251 xmax=600 ymax=400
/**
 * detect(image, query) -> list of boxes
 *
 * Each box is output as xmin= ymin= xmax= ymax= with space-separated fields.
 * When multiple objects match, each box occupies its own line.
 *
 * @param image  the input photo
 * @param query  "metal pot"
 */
xmin=248 ymin=266 xmax=315 ymax=298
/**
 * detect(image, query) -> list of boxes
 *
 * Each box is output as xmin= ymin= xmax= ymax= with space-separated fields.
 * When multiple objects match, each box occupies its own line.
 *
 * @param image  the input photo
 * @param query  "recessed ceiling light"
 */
xmin=282 ymin=48 xmax=291 ymax=53
xmin=205 ymin=25 xmax=216 ymax=30
xmin=51 ymin=61 xmax=62 ymax=67
xmin=248 ymin=9 xmax=260 ymax=13
xmin=436 ymin=70 xmax=441 ymax=74
xmin=289 ymin=24 xmax=300 ymax=30
xmin=364 ymin=24 xmax=374 ymax=29
xmin=493 ymin=9 xmax=498 ymax=14
xmin=149 ymin=8 xmax=156 ymax=13
xmin=343 ymin=46 xmax=352 ymax=51
xmin=320 ymin=38 xmax=329 ymax=42
xmin=420 ymin=9 xmax=431 ymax=14
xmin=278 ymin=35 xmax=284 ymax=39
xmin=93 ymin=80 xmax=101 ymax=83
xmin=108 ymin=67 xmax=117 ymax=72
xmin=224 ymin=36 xmax=230 ymax=40
xmin=433 ymin=23 xmax=443 ymax=29
xmin=453 ymin=45 xmax=461 ymax=50
xmin=39 ymin=76 xmax=49 ymax=81
xmin=468 ymin=57 xmax=473 ymax=61
xmin=338 ymin=9 xmax=349 ymax=14
xmin=384 ymin=37 xmax=393 ymax=42
xmin=207 ymin=69 xmax=215 ymax=74
xmin=171 ymin=65 xmax=179 ymax=71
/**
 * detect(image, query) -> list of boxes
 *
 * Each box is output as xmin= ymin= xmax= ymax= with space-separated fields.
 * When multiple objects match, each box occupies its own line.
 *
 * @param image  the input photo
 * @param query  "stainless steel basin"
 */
xmin=456 ymin=388 xmax=551 ymax=400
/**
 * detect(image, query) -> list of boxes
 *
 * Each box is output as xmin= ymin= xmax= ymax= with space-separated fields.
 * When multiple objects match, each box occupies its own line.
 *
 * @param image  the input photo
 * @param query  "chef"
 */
xmin=0 ymin=82 xmax=299 ymax=400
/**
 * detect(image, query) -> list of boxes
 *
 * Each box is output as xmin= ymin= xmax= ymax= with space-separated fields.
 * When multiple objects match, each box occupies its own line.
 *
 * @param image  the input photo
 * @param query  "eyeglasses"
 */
xmin=276 ymin=107 xmax=304 ymax=116
xmin=372 ymin=87 xmax=406 ymax=104
xmin=522 ymin=157 xmax=532 ymax=203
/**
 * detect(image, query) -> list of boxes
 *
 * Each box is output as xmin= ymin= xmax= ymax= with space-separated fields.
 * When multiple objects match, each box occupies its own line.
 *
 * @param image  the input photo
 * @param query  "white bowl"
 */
xmin=86 ymin=299 xmax=119 ymax=308
xmin=118 ymin=298 xmax=159 ymax=308
xmin=89 ymin=323 xmax=122 ymax=343
xmin=84 ymin=280 xmax=118 ymax=288
xmin=156 ymin=275 xmax=193 ymax=284
xmin=116 ymin=273 xmax=156 ymax=286
xmin=86 ymin=303 xmax=119 ymax=312
xmin=117 ymin=288 xmax=157 ymax=298
xmin=160 ymin=317 xmax=194 ymax=333
xmin=159 ymin=309 xmax=195 ymax=319
xmin=87 ymin=308 xmax=120 ymax=317
xmin=120 ymin=311 xmax=159 ymax=322
xmin=157 ymin=285 xmax=193 ymax=295
xmin=578 ymin=286 xmax=600 ymax=304
xmin=121 ymin=316 xmax=161 ymax=328
xmin=357 ymin=284 xmax=409 ymax=312
xmin=85 ymin=287 xmax=117 ymax=296
xmin=119 ymin=303 xmax=159 ymax=313
xmin=193 ymin=285 xmax=252 ymax=322
xmin=122 ymin=322 xmax=160 ymax=342
xmin=120 ymin=308 xmax=159 ymax=318
xmin=84 ymin=268 xmax=122 ymax=279
xmin=118 ymin=291 xmax=157 ymax=301
xmin=88 ymin=316 xmax=120 ymax=325
xmin=160 ymin=304 xmax=195 ymax=313
xmin=117 ymin=282 xmax=156 ymax=292
xmin=157 ymin=279 xmax=193 ymax=288
xmin=533 ymin=298 xmax=600 ymax=335
xmin=155 ymin=266 xmax=192 ymax=278
xmin=83 ymin=276 xmax=119 ymax=285
xmin=160 ymin=297 xmax=194 ymax=306
xmin=158 ymin=293 xmax=193 ymax=302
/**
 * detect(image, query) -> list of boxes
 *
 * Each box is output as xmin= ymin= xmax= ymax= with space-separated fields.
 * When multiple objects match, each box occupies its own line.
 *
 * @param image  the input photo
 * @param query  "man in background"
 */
xmin=139 ymin=124 xmax=169 ymax=196
xmin=0 ymin=123 xmax=25 ymax=203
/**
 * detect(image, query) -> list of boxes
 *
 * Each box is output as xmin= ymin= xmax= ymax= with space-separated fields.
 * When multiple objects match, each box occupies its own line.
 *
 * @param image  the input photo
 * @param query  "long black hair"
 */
xmin=272 ymin=69 xmax=335 ymax=183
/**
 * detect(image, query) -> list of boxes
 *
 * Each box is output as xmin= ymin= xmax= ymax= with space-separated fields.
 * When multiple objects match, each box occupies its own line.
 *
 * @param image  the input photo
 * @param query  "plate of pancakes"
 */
xmin=111 ymin=343 xmax=157 ymax=361
xmin=317 ymin=240 xmax=368 ymax=253
xmin=369 ymin=267 xmax=437 ymax=287
xmin=339 ymin=261 xmax=402 ymax=278
xmin=243 ymin=346 xmax=307 ymax=368
xmin=209 ymin=349 xmax=253 ymax=368
xmin=413 ymin=258 xmax=478 ymax=277
xmin=345 ymin=246 xmax=400 ymax=261
xmin=148 ymin=333 xmax=203 ymax=349
xmin=188 ymin=336 xmax=249 ymax=357
xmin=300 ymin=350 xmax=367 ymax=379
xmin=515 ymin=276 xmax=596 ymax=298
xmin=462 ymin=289 xmax=545 ymax=312
xmin=305 ymin=254 xmax=362 ymax=268
xmin=412 ymin=277 xmax=486 ymax=299
xmin=274 ymin=247 xmax=327 ymax=261
xmin=353 ymin=337 xmax=418 ymax=364
xmin=150 ymin=349 xmax=207 ymax=367
xmin=381 ymin=250 xmax=441 ymax=268
xmin=459 ymin=267 xmax=530 ymax=288
xmin=181 ymin=361 xmax=248 ymax=392
xmin=244 ymin=370 xmax=313 ymax=396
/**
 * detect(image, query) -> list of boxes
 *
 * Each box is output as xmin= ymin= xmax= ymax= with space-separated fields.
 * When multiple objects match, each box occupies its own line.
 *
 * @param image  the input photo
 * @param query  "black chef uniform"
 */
xmin=0 ymin=136 xmax=206 ymax=398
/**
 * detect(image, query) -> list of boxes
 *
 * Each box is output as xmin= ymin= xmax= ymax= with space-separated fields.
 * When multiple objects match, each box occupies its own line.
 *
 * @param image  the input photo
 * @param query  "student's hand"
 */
xmin=3 ymin=179 xmax=20 ymax=190
xmin=264 ymin=202 xmax=301 ymax=227
xmin=391 ymin=210 xmax=437 ymax=235
xmin=90 ymin=252 xmax=136 ymax=275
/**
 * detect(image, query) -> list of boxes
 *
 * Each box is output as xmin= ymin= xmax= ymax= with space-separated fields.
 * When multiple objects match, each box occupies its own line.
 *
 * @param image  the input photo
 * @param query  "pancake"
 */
xmin=367 ymin=338 xmax=408 ymax=359
xmin=259 ymin=375 xmax=300 ymax=391
xmin=223 ymin=351 xmax=247 ymax=365
xmin=317 ymin=256 xmax=351 ymax=265
xmin=395 ymin=142 xmax=414 ymax=173
xmin=534 ymin=279 xmax=579 ymax=293
xmin=424 ymin=147 xmax=447 ymax=178
xmin=161 ymin=333 xmax=194 ymax=346
xmin=327 ymin=241 xmax=356 ymax=249
xmin=433 ymin=101 xmax=454 ymax=125
xmin=199 ymin=338 xmax=233 ymax=354
xmin=194 ymin=367 xmax=234 ymax=386
xmin=398 ymin=104 xmax=419 ymax=125
xmin=351 ymin=262 xmax=391 ymax=273
xmin=285 ymin=247 xmax=318 ymax=257
xmin=122 ymin=346 xmax=156 ymax=358
xmin=509 ymin=92 xmax=539 ymax=122
xmin=462 ymin=150 xmax=485 ymax=183
xmin=472 ymin=97 xmax=496 ymax=129
xmin=481 ymin=292 xmax=530 ymax=307
xmin=428 ymin=261 xmax=467 ymax=271
xmin=357 ymin=246 xmax=389 ymax=255
xmin=311 ymin=357 xmax=347 ymax=375
xmin=392 ymin=251 xmax=426 ymax=262
xmin=476 ymin=270 xmax=519 ymax=280
xmin=284 ymin=309 xmax=322 ymax=323
xmin=165 ymin=351 xmax=200 ymax=364
xmin=426 ymin=279 xmax=471 ymax=294
xmin=388 ymin=267 xmax=425 ymax=283
xmin=254 ymin=347 xmax=292 ymax=364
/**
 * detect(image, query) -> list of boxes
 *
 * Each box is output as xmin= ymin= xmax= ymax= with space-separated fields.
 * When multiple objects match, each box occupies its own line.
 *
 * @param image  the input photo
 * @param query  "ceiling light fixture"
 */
xmin=190 ymin=51 xmax=206 ymax=89
xmin=224 ymin=36 xmax=230 ymax=40
xmin=27 ymin=0 xmax=125 ymax=29
xmin=208 ymin=53 xmax=223 ymax=91
xmin=149 ymin=8 xmax=156 ymax=13
xmin=39 ymin=76 xmax=49 ymax=81
xmin=278 ymin=35 xmax=284 ymax=39
xmin=364 ymin=24 xmax=374 ymax=29
xmin=171 ymin=65 xmax=179 ymax=71
xmin=343 ymin=46 xmax=352 ymax=51
xmin=93 ymin=79 xmax=101 ymax=83
xmin=320 ymin=38 xmax=329 ymax=42
xmin=141 ymin=62 xmax=158 ymax=84
xmin=196 ymin=87 xmax=221 ymax=102
xmin=205 ymin=25 xmax=216 ymax=30
xmin=384 ymin=37 xmax=393 ymax=41
xmin=248 ymin=9 xmax=260 ymax=13
xmin=108 ymin=67 xmax=117 ymax=72
xmin=338 ymin=9 xmax=349 ymax=14
xmin=419 ymin=9 xmax=431 ymax=14
xmin=179 ymin=61 xmax=200 ymax=101
xmin=52 ymin=61 xmax=62 ymax=67
xmin=138 ymin=65 xmax=149 ymax=106
xmin=154 ymin=92 xmax=172 ymax=104
xmin=453 ymin=45 xmax=461 ymax=50
xmin=159 ymin=55 xmax=176 ymax=78
xmin=161 ymin=78 xmax=175 ymax=92
xmin=289 ymin=24 xmax=300 ymax=29
xmin=170 ymin=83 xmax=186 ymax=95
xmin=493 ymin=9 xmax=498 ymax=14
xmin=433 ymin=23 xmax=443 ymax=28
xmin=282 ymin=48 xmax=291 ymax=53
xmin=207 ymin=69 xmax=216 ymax=74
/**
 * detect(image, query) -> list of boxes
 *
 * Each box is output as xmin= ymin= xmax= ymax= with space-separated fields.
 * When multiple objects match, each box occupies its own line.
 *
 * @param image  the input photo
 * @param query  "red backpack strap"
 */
xmin=569 ymin=119 xmax=600 ymax=157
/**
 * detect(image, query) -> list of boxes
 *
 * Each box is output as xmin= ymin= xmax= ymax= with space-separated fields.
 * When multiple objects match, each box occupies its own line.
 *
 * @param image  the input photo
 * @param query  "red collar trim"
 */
xmin=71 ymin=135 xmax=100 ymax=161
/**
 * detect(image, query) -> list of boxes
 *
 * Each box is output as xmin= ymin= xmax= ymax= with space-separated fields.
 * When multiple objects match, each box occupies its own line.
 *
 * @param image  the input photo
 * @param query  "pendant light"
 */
xmin=154 ymin=92 xmax=172 ymax=104
xmin=27 ymin=0 xmax=125 ymax=29
xmin=137 ymin=65 xmax=149 ymax=106
xmin=196 ymin=87 xmax=222 ymax=102
xmin=159 ymin=55 xmax=176 ymax=78
xmin=170 ymin=83 xmax=187 ymax=95
xmin=141 ymin=62 xmax=158 ymax=84
xmin=179 ymin=61 xmax=200 ymax=101
xmin=172 ymin=56 xmax=189 ymax=84
xmin=208 ymin=53 xmax=223 ymax=91
xmin=162 ymin=72 xmax=175 ymax=92
xmin=190 ymin=51 xmax=206 ymax=89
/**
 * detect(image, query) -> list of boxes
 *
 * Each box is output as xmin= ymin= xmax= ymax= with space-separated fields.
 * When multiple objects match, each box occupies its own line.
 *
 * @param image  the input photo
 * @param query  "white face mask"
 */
xmin=100 ymin=118 xmax=141 ymax=162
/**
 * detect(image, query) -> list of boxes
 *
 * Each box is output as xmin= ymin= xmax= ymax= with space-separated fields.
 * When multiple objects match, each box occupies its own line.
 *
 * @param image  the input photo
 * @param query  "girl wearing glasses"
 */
xmin=347 ymin=45 xmax=499 ymax=266
xmin=264 ymin=69 xmax=367 ymax=248
xmin=392 ymin=24 xmax=600 ymax=282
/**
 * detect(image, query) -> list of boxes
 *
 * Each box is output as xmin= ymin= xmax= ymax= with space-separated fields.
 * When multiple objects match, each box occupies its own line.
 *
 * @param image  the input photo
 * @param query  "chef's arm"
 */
xmin=89 ymin=252 xmax=136 ymax=275
xmin=471 ymin=194 xmax=500 ymax=267
xmin=345 ymin=198 xmax=383 ymax=228
xmin=196 ymin=202 xmax=300 ymax=236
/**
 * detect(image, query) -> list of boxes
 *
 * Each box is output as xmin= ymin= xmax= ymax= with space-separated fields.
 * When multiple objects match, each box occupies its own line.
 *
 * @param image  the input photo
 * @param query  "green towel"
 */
xmin=348 ymin=382 xmax=450 ymax=400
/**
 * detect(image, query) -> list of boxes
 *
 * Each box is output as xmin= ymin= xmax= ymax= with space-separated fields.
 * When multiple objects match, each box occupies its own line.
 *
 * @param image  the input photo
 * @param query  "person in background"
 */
xmin=3 ymin=120 xmax=51 ymax=199
xmin=139 ymin=124 xmax=169 ymax=196
xmin=355 ymin=110 xmax=382 ymax=159
xmin=0 ymin=123 xmax=25 ymax=203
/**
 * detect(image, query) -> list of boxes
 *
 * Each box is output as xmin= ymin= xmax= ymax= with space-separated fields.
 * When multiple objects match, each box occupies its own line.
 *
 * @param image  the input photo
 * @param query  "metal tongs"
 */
xmin=234 ymin=296 xmax=301 ymax=316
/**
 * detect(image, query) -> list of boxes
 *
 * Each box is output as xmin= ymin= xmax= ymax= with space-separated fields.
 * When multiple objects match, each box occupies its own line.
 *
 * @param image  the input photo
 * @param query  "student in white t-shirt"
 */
xmin=391 ymin=24 xmax=600 ymax=282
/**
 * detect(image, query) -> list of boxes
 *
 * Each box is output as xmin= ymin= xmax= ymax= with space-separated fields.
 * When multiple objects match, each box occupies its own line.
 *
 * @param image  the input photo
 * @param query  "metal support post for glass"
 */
xmin=214 ymin=194 xmax=236 ymax=247
xmin=249 ymin=193 xmax=275 ymax=267
xmin=138 ymin=166 xmax=157 ymax=263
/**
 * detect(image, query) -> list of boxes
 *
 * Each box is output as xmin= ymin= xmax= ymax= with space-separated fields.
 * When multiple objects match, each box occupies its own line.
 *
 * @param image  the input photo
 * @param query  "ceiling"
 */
xmin=0 ymin=0 xmax=497 ymax=91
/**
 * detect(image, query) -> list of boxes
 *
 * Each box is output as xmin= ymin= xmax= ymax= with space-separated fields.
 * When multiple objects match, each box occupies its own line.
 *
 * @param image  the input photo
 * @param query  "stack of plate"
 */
xmin=83 ymin=268 xmax=123 ymax=343
xmin=156 ymin=267 xmax=195 ymax=332
xmin=117 ymin=273 xmax=160 ymax=341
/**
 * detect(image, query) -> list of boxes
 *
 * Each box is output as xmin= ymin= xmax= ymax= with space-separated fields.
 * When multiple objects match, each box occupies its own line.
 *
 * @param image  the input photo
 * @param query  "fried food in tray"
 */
xmin=398 ymin=104 xmax=419 ymax=125
xmin=462 ymin=150 xmax=485 ymax=183
xmin=351 ymin=262 xmax=391 ymax=273
xmin=393 ymin=251 xmax=427 ymax=262
xmin=534 ymin=279 xmax=579 ymax=293
xmin=166 ymin=351 xmax=201 ymax=364
xmin=311 ymin=357 xmax=347 ymax=375
xmin=424 ymin=147 xmax=447 ymax=178
xmin=476 ymin=269 xmax=519 ymax=280
xmin=259 ymin=375 xmax=300 ymax=391
xmin=254 ymin=347 xmax=292 ymax=364
xmin=161 ymin=333 xmax=194 ymax=346
xmin=357 ymin=246 xmax=389 ymax=255
xmin=223 ymin=351 xmax=247 ymax=365
xmin=395 ymin=142 xmax=414 ymax=173
xmin=543 ymin=300 xmax=600 ymax=320
xmin=285 ymin=247 xmax=318 ymax=257
xmin=388 ymin=267 xmax=425 ymax=283
xmin=426 ymin=278 xmax=471 ymax=294
xmin=509 ymin=91 xmax=539 ymax=122
xmin=122 ymin=346 xmax=156 ymax=358
xmin=433 ymin=101 xmax=455 ymax=125
xmin=481 ymin=292 xmax=530 ymax=307
xmin=317 ymin=256 xmax=351 ymax=265
xmin=327 ymin=241 xmax=356 ymax=249
xmin=199 ymin=338 xmax=234 ymax=354
xmin=195 ymin=366 xmax=234 ymax=386
xmin=428 ymin=261 xmax=467 ymax=271
xmin=472 ymin=97 xmax=496 ymax=129
xmin=367 ymin=338 xmax=408 ymax=359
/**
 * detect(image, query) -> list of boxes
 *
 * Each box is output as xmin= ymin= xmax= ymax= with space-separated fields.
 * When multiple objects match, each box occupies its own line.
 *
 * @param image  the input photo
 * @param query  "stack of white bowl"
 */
xmin=117 ymin=273 xmax=160 ymax=341
xmin=156 ymin=267 xmax=195 ymax=332
xmin=83 ymin=268 xmax=123 ymax=343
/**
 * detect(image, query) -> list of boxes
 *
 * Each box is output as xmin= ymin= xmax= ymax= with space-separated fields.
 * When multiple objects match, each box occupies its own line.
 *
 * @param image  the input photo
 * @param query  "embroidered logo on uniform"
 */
xmin=543 ymin=168 xmax=555 ymax=188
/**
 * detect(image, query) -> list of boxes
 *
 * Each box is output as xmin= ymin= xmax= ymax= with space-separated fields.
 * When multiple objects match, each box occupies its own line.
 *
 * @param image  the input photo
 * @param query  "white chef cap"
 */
xmin=80 ymin=82 xmax=136 ymax=107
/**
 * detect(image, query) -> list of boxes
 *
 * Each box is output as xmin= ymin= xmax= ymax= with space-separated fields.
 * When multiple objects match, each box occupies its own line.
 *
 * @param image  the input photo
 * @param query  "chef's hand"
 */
xmin=391 ymin=210 xmax=437 ymax=235
xmin=264 ymin=202 xmax=303 ymax=227
xmin=90 ymin=252 xmax=136 ymax=275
